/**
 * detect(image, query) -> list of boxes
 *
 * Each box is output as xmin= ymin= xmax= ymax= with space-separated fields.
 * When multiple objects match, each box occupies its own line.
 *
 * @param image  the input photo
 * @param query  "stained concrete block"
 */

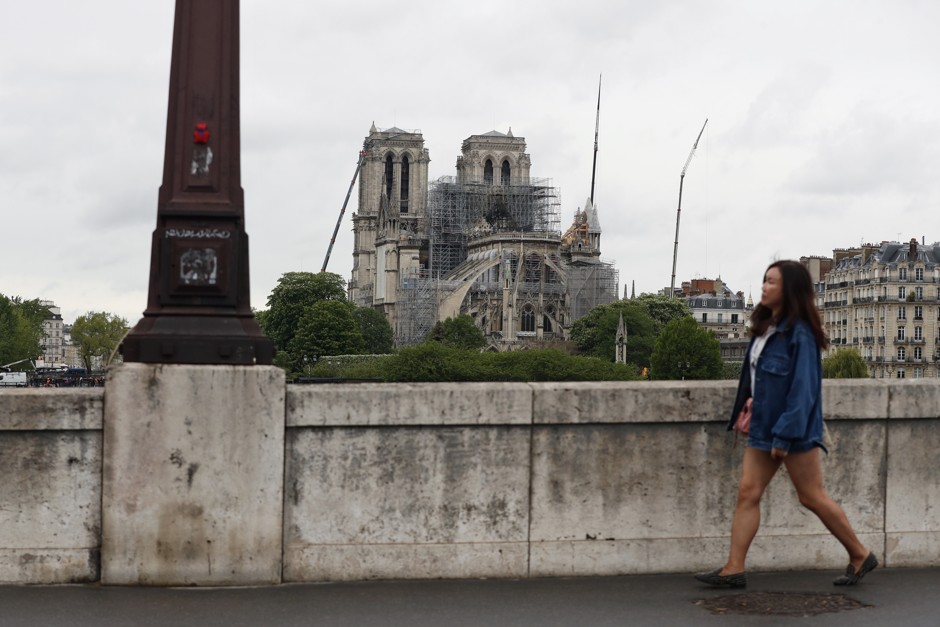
xmin=885 ymin=531 xmax=940 ymax=567
xmin=285 ymin=542 xmax=528 ymax=582
xmin=529 ymin=532 xmax=885 ymax=576
xmin=0 ymin=549 xmax=99 ymax=584
xmin=0 ymin=388 xmax=103 ymax=430
xmin=885 ymin=419 xmax=940 ymax=535
xmin=822 ymin=380 xmax=889 ymax=419
xmin=0 ymin=431 xmax=101 ymax=583
xmin=530 ymin=421 xmax=884 ymax=555
xmin=530 ymin=381 xmax=736 ymax=424
xmin=287 ymin=382 xmax=533 ymax=426
xmin=887 ymin=380 xmax=940 ymax=419
xmin=101 ymin=363 xmax=285 ymax=585
xmin=284 ymin=426 xmax=530 ymax=580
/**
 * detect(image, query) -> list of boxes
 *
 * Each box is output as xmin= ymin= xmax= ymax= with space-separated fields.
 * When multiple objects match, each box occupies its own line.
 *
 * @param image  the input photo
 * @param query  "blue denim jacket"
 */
xmin=727 ymin=319 xmax=825 ymax=453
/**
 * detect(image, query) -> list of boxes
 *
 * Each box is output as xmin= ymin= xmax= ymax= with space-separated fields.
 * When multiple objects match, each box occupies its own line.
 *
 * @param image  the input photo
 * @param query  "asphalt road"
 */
xmin=1 ymin=567 xmax=938 ymax=626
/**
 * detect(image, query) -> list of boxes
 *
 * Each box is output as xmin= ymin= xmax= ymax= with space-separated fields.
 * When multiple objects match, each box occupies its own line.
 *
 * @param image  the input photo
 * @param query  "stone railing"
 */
xmin=3 ymin=373 xmax=940 ymax=585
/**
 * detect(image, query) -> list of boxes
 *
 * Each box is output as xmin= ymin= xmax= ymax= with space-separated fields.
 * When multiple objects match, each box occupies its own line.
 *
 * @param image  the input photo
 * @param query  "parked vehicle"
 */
xmin=0 ymin=371 xmax=28 ymax=387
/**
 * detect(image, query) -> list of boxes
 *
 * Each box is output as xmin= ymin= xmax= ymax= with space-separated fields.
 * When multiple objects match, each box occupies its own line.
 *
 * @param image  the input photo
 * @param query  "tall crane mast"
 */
xmin=669 ymin=118 xmax=708 ymax=298
xmin=321 ymin=149 xmax=366 ymax=273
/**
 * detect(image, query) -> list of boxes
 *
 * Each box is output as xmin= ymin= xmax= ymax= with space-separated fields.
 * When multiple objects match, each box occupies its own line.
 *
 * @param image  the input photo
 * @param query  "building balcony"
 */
xmin=878 ymin=337 xmax=886 ymax=344
xmin=855 ymin=297 xmax=874 ymax=303
xmin=861 ymin=336 xmax=874 ymax=343
xmin=911 ymin=338 xmax=926 ymax=344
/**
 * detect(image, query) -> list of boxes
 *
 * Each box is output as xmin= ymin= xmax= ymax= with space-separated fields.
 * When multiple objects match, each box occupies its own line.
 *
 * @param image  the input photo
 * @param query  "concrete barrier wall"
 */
xmin=3 ymin=379 xmax=940 ymax=584
xmin=0 ymin=389 xmax=103 ymax=584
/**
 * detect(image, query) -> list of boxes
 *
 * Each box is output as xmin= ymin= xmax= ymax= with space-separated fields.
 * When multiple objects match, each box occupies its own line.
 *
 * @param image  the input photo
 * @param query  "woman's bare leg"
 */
xmin=721 ymin=448 xmax=782 ymax=575
xmin=783 ymin=448 xmax=870 ymax=569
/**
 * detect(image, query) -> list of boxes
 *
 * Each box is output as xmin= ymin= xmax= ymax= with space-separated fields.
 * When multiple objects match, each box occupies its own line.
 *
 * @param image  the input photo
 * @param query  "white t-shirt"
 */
xmin=749 ymin=325 xmax=777 ymax=397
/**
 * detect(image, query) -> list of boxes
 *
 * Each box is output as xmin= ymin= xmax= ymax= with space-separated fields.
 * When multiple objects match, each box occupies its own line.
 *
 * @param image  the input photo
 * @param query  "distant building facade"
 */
xmin=39 ymin=300 xmax=65 ymax=365
xmin=813 ymin=239 xmax=940 ymax=379
xmin=676 ymin=277 xmax=751 ymax=362
xmin=350 ymin=124 xmax=619 ymax=349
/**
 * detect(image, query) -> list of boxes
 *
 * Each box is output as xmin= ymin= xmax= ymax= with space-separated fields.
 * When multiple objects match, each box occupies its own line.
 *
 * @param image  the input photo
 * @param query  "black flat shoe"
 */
xmin=694 ymin=568 xmax=747 ymax=588
xmin=833 ymin=552 xmax=878 ymax=586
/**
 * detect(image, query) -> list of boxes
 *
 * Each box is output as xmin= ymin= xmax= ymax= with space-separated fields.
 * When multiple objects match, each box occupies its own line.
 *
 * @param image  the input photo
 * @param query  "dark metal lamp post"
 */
xmin=121 ymin=0 xmax=273 ymax=365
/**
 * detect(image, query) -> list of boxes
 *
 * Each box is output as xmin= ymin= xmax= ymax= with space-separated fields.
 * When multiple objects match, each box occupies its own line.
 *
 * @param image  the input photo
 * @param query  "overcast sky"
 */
xmin=2 ymin=1 xmax=938 ymax=325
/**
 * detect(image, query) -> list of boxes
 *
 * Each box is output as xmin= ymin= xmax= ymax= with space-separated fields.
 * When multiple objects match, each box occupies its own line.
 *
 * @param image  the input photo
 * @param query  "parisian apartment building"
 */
xmin=811 ymin=238 xmax=940 ymax=379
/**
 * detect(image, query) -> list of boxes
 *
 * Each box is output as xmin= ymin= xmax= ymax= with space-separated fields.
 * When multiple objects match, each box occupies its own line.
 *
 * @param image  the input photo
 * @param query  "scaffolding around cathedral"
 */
xmin=427 ymin=176 xmax=562 ymax=279
xmin=567 ymin=258 xmax=620 ymax=321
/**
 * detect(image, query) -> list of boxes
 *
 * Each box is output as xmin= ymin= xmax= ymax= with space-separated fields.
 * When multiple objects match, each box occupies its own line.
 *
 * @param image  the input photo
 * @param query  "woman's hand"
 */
xmin=771 ymin=447 xmax=789 ymax=460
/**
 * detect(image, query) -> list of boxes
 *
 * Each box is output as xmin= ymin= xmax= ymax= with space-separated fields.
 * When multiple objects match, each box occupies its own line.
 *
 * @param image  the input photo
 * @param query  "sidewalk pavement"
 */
xmin=1 ymin=567 xmax=938 ymax=626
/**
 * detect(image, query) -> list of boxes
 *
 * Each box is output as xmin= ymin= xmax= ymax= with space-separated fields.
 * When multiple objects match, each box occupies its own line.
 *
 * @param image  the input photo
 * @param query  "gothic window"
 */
xmin=484 ymin=159 xmax=494 ymax=185
xmin=384 ymin=154 xmax=394 ymax=201
xmin=521 ymin=305 xmax=535 ymax=332
xmin=400 ymin=155 xmax=410 ymax=213
xmin=501 ymin=160 xmax=511 ymax=185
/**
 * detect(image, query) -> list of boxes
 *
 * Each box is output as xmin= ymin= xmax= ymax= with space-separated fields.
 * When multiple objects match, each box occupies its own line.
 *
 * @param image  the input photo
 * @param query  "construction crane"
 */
xmin=669 ymin=118 xmax=708 ymax=298
xmin=321 ymin=149 xmax=367 ymax=273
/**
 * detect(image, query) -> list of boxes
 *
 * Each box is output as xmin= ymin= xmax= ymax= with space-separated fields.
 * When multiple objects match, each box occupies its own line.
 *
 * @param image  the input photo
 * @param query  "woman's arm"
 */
xmin=770 ymin=325 xmax=820 ymax=452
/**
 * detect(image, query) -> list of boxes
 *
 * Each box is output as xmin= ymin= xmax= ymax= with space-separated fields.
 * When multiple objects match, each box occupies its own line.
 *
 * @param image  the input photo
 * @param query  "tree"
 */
xmin=650 ymin=316 xmax=722 ymax=380
xmin=260 ymin=272 xmax=347 ymax=352
xmin=71 ymin=311 xmax=129 ymax=371
xmin=570 ymin=301 xmax=656 ymax=367
xmin=289 ymin=300 xmax=365 ymax=367
xmin=632 ymin=293 xmax=693 ymax=329
xmin=822 ymin=349 xmax=869 ymax=379
xmin=429 ymin=315 xmax=487 ymax=350
xmin=354 ymin=306 xmax=394 ymax=354
xmin=0 ymin=295 xmax=49 ymax=368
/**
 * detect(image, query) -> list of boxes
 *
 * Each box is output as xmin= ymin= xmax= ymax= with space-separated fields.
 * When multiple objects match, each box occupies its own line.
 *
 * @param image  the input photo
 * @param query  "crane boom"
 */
xmin=321 ymin=150 xmax=366 ymax=273
xmin=670 ymin=118 xmax=708 ymax=297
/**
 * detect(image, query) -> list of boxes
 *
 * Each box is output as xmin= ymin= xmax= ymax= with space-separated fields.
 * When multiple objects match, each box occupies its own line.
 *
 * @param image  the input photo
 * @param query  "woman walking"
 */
xmin=695 ymin=260 xmax=877 ymax=588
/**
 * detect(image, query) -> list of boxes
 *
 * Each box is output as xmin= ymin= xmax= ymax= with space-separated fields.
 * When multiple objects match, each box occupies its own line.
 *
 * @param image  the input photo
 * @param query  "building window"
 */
xmin=702 ymin=313 xmax=708 ymax=323
xmin=501 ymin=160 xmax=511 ymax=185
xmin=898 ymin=347 xmax=906 ymax=361
xmin=897 ymin=369 xmax=906 ymax=379
xmin=732 ymin=314 xmax=739 ymax=324
xmin=521 ymin=305 xmax=535 ymax=332
xmin=914 ymin=346 xmax=923 ymax=360
xmin=484 ymin=159 xmax=494 ymax=185
xmin=915 ymin=326 xmax=923 ymax=341
xmin=916 ymin=267 xmax=924 ymax=281
xmin=898 ymin=327 xmax=906 ymax=340
xmin=916 ymin=286 xmax=923 ymax=300
xmin=898 ymin=306 xmax=906 ymax=320
xmin=915 ymin=306 xmax=923 ymax=320
xmin=399 ymin=155 xmax=410 ymax=213
xmin=717 ymin=313 xmax=723 ymax=323
xmin=914 ymin=367 xmax=923 ymax=379
xmin=899 ymin=267 xmax=908 ymax=281
xmin=899 ymin=286 xmax=906 ymax=299
xmin=384 ymin=154 xmax=394 ymax=201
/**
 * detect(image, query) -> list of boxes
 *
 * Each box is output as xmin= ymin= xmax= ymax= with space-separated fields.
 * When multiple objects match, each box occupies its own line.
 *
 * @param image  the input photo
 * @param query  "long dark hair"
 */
xmin=751 ymin=260 xmax=829 ymax=349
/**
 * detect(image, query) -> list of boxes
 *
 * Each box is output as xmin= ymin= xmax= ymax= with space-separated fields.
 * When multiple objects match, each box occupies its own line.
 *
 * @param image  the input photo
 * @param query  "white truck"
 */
xmin=0 ymin=371 xmax=28 ymax=387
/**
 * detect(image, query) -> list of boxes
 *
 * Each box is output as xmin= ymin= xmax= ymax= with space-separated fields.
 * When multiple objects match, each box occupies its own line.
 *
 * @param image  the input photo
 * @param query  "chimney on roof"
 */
xmin=910 ymin=238 xmax=918 ymax=256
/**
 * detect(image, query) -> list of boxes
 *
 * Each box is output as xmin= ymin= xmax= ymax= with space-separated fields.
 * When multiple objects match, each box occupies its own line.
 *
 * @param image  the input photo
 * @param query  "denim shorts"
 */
xmin=747 ymin=434 xmax=827 ymax=455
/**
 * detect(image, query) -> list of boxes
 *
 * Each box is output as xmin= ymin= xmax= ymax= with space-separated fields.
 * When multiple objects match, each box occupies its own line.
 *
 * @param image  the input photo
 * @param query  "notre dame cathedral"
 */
xmin=349 ymin=124 xmax=619 ymax=348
